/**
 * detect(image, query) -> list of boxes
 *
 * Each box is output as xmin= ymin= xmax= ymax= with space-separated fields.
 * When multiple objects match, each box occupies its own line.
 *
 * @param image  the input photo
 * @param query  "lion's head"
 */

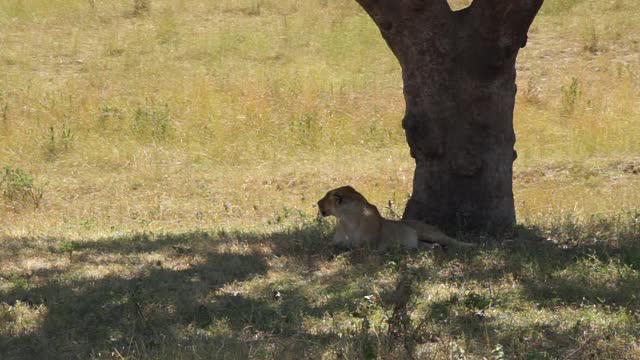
xmin=317 ymin=185 xmax=368 ymax=217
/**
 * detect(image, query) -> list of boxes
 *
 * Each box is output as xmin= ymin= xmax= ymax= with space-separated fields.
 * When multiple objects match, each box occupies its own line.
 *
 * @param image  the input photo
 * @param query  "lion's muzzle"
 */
xmin=317 ymin=199 xmax=330 ymax=217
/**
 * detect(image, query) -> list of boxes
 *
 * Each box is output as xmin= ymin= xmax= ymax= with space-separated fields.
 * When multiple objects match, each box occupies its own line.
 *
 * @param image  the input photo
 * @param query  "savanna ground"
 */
xmin=1 ymin=0 xmax=639 ymax=358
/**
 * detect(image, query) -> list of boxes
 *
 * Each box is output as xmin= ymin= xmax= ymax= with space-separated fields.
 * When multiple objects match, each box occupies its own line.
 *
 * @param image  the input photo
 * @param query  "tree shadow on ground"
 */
xmin=1 ymin=216 xmax=639 ymax=359
xmin=411 ymin=218 xmax=640 ymax=358
xmin=1 ymin=249 xmax=270 ymax=359
xmin=453 ymin=221 xmax=640 ymax=309
xmin=0 ymin=221 xmax=404 ymax=359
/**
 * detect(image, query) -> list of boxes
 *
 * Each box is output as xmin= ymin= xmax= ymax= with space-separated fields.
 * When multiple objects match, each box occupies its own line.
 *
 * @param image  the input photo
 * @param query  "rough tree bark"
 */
xmin=355 ymin=0 xmax=543 ymax=233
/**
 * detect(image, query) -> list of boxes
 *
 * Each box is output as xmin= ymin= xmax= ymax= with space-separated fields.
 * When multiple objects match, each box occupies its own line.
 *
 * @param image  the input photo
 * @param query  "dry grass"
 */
xmin=1 ymin=0 xmax=639 ymax=358
xmin=0 ymin=0 xmax=639 ymax=236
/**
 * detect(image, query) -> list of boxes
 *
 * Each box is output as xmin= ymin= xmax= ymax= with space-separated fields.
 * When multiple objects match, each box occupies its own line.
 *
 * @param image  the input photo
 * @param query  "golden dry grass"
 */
xmin=0 ymin=0 xmax=638 ymax=238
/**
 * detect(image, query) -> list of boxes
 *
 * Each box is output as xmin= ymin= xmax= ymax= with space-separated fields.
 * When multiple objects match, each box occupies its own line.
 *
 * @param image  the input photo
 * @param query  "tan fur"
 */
xmin=317 ymin=186 xmax=476 ymax=252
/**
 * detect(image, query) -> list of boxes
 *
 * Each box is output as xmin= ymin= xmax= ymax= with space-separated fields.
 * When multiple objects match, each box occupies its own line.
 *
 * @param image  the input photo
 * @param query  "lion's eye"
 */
xmin=333 ymin=194 xmax=343 ymax=204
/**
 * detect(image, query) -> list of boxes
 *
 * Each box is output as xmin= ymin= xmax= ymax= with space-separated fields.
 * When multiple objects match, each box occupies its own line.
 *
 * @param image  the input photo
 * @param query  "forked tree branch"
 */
xmin=355 ymin=0 xmax=452 ymax=18
xmin=468 ymin=0 xmax=544 ymax=48
xmin=354 ymin=0 xmax=452 ymax=33
xmin=354 ymin=0 xmax=453 ymax=57
xmin=355 ymin=0 xmax=543 ymax=62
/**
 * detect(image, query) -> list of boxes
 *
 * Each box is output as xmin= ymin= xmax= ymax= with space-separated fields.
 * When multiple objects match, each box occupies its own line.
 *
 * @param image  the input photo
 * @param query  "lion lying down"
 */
xmin=317 ymin=185 xmax=476 ymax=252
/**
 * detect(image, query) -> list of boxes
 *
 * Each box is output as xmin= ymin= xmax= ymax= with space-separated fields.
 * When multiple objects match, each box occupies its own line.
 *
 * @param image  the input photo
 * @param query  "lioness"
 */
xmin=317 ymin=185 xmax=476 ymax=252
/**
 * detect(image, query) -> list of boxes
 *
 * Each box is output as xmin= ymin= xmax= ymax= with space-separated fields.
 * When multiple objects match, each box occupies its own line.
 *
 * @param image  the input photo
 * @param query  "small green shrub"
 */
xmin=560 ymin=77 xmax=581 ymax=116
xmin=0 ymin=166 xmax=44 ymax=209
xmin=58 ymin=240 xmax=79 ymax=260
xmin=132 ymin=104 xmax=173 ymax=140
xmin=289 ymin=111 xmax=322 ymax=145
xmin=8 ymin=273 xmax=30 ymax=291
xmin=98 ymin=105 xmax=124 ymax=128
xmin=45 ymin=124 xmax=74 ymax=159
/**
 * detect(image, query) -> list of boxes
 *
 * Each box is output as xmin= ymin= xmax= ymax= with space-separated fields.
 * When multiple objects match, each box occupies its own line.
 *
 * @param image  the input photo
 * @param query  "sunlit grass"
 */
xmin=1 ymin=0 xmax=638 ymax=236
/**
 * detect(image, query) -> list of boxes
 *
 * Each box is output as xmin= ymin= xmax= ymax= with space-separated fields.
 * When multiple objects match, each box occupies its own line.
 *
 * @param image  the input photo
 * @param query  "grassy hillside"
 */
xmin=1 ymin=0 xmax=639 ymax=358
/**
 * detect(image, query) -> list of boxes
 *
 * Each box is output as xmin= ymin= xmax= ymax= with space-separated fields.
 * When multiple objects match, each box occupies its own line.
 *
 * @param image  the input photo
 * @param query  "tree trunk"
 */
xmin=355 ymin=0 xmax=543 ymax=233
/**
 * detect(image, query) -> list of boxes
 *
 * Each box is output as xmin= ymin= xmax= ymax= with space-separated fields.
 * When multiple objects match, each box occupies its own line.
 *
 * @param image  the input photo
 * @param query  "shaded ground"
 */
xmin=1 ymin=214 xmax=639 ymax=359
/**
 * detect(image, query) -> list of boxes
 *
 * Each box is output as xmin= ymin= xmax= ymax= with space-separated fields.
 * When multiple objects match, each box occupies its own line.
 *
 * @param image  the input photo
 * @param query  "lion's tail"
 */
xmin=403 ymin=220 xmax=477 ymax=249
